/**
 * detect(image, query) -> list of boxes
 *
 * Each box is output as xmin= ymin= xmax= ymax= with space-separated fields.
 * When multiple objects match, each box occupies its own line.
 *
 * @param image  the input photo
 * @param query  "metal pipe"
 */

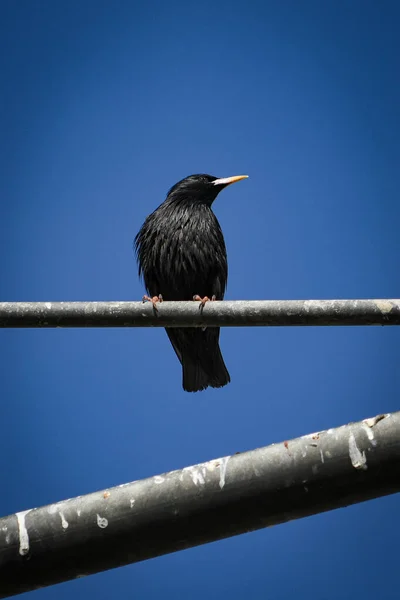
xmin=0 ymin=299 xmax=399 ymax=328
xmin=0 ymin=411 xmax=399 ymax=597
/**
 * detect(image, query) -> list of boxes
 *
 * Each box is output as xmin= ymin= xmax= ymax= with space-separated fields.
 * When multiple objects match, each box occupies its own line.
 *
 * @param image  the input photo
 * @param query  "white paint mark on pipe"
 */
xmin=190 ymin=468 xmax=205 ymax=486
xmin=60 ymin=512 xmax=69 ymax=529
xmin=362 ymin=423 xmax=376 ymax=445
xmin=180 ymin=465 xmax=206 ymax=486
xmin=130 ymin=499 xmax=135 ymax=508
xmin=349 ymin=433 xmax=368 ymax=470
xmin=374 ymin=300 xmax=393 ymax=314
xmin=97 ymin=514 xmax=108 ymax=528
xmin=16 ymin=510 xmax=31 ymax=556
xmin=319 ymin=449 xmax=325 ymax=464
xmin=219 ymin=456 xmax=230 ymax=489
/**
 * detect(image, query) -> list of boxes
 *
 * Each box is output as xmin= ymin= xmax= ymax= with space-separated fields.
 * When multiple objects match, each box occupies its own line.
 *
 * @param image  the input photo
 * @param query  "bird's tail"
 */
xmin=182 ymin=343 xmax=231 ymax=393
xmin=166 ymin=328 xmax=231 ymax=393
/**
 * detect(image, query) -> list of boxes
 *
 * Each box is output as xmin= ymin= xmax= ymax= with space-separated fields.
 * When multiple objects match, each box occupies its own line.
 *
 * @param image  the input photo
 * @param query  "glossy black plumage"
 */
xmin=134 ymin=173 xmax=247 ymax=392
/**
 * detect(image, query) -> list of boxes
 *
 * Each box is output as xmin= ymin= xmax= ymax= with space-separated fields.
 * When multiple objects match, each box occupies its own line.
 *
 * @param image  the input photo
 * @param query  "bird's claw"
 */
xmin=193 ymin=295 xmax=216 ymax=311
xmin=143 ymin=294 xmax=163 ymax=311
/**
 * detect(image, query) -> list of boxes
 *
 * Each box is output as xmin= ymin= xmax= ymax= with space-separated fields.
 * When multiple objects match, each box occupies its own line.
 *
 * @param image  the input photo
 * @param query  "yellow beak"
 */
xmin=212 ymin=175 xmax=249 ymax=187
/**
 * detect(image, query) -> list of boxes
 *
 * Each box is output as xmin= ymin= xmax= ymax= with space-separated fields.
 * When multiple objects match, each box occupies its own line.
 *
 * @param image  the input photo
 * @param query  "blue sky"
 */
xmin=1 ymin=1 xmax=399 ymax=598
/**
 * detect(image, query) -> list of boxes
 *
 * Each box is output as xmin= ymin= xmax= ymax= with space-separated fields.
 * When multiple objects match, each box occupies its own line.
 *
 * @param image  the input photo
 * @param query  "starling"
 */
xmin=134 ymin=173 xmax=248 ymax=392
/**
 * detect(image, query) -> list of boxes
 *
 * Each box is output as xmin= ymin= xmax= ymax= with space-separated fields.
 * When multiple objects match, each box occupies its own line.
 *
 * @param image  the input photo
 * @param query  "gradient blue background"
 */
xmin=1 ymin=1 xmax=399 ymax=598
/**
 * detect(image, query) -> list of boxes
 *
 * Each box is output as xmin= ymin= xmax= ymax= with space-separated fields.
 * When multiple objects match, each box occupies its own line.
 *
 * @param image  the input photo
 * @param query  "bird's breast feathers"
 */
xmin=139 ymin=204 xmax=227 ymax=300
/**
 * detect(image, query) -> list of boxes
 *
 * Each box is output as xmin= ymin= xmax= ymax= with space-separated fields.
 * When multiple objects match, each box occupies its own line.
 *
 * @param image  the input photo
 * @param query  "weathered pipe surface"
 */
xmin=0 ymin=299 xmax=399 ymax=328
xmin=0 ymin=412 xmax=399 ymax=597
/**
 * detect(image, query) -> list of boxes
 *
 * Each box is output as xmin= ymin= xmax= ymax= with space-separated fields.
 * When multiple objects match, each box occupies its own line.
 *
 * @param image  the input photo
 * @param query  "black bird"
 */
xmin=134 ymin=173 xmax=248 ymax=392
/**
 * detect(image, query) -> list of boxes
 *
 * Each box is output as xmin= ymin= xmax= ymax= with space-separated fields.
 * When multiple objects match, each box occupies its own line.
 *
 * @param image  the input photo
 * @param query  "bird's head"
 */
xmin=166 ymin=174 xmax=248 ymax=207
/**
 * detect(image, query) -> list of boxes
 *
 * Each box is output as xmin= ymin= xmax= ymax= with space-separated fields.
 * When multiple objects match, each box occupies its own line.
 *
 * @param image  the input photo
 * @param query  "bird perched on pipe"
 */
xmin=134 ymin=173 xmax=248 ymax=392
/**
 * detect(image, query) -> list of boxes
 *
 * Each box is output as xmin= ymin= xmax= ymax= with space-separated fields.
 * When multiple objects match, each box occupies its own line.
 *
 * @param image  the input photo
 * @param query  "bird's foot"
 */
xmin=143 ymin=294 xmax=163 ymax=311
xmin=193 ymin=295 xmax=216 ymax=311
